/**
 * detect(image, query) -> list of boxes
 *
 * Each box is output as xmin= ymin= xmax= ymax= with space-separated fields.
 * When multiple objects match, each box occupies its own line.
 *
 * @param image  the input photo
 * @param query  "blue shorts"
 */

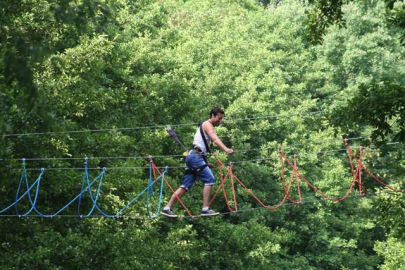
xmin=180 ymin=151 xmax=215 ymax=190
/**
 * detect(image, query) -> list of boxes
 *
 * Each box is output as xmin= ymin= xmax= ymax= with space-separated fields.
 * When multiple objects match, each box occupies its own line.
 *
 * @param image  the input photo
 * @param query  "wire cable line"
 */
xmin=2 ymin=135 xmax=393 ymax=163
xmin=2 ymin=110 xmax=328 ymax=137
xmin=1 ymin=141 xmax=402 ymax=171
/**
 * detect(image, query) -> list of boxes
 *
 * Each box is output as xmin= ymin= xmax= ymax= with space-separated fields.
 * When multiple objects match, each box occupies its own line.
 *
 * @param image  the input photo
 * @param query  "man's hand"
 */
xmin=225 ymin=148 xmax=234 ymax=155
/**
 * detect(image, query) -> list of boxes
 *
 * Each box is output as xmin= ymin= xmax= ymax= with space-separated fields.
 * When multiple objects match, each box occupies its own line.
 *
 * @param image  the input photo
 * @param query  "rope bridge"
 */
xmin=1 ymin=140 xmax=403 ymax=218
xmin=1 ymin=157 xmax=168 ymax=219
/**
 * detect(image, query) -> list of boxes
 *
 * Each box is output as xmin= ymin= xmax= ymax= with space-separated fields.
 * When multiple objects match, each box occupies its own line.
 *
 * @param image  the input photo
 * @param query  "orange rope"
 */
xmin=208 ymin=157 xmax=231 ymax=205
xmin=222 ymin=163 xmax=238 ymax=212
xmin=155 ymin=139 xmax=403 ymax=217
xmin=344 ymin=140 xmax=405 ymax=193
xmin=280 ymin=149 xmax=357 ymax=202
xmin=284 ymin=155 xmax=302 ymax=204
xmin=151 ymin=161 xmax=196 ymax=218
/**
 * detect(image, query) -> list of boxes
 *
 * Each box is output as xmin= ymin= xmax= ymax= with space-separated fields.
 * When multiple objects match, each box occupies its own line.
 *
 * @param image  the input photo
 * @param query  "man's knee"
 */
xmin=179 ymin=186 xmax=189 ymax=193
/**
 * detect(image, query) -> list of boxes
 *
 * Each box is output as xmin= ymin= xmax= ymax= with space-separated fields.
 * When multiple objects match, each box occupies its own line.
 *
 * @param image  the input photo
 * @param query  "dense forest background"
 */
xmin=1 ymin=0 xmax=404 ymax=269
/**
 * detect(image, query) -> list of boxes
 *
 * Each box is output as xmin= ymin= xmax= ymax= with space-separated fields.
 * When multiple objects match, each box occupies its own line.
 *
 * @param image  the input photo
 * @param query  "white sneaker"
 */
xmin=200 ymin=208 xmax=219 ymax=216
xmin=161 ymin=208 xmax=178 ymax=218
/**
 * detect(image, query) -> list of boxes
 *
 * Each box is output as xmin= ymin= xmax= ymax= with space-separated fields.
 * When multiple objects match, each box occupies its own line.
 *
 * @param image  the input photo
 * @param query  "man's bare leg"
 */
xmin=166 ymin=187 xmax=187 ymax=209
xmin=202 ymin=185 xmax=213 ymax=208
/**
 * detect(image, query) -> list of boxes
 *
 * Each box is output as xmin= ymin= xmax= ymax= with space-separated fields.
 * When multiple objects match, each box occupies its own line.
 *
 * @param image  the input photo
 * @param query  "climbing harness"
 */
xmin=184 ymin=163 xmax=208 ymax=176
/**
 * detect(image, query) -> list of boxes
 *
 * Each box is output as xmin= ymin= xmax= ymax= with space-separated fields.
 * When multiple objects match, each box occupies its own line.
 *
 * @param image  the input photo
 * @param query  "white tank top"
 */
xmin=192 ymin=121 xmax=211 ymax=153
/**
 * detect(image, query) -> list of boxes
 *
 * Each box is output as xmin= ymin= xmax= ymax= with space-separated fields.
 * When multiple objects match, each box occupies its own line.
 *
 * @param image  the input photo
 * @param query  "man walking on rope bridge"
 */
xmin=162 ymin=107 xmax=234 ymax=218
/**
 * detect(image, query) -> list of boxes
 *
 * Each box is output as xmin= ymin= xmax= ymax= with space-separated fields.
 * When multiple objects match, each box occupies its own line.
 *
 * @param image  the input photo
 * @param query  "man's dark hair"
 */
xmin=210 ymin=107 xmax=225 ymax=117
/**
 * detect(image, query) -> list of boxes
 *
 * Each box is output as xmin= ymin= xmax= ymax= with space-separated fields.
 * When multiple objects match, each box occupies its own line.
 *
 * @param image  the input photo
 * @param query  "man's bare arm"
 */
xmin=203 ymin=122 xmax=233 ymax=154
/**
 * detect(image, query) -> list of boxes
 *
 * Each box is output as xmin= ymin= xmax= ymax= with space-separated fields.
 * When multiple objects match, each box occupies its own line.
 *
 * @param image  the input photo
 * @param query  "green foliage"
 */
xmin=375 ymin=237 xmax=405 ymax=270
xmin=386 ymin=0 xmax=405 ymax=30
xmin=304 ymin=0 xmax=348 ymax=44
xmin=374 ymin=190 xmax=404 ymax=238
xmin=313 ymin=0 xmax=405 ymax=143
xmin=0 ymin=0 xmax=403 ymax=269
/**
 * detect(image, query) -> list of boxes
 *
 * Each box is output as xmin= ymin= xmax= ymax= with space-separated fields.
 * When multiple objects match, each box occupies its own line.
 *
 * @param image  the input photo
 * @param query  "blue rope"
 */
xmin=77 ymin=157 xmax=114 ymax=218
xmin=0 ymin=176 xmax=42 ymax=215
xmin=19 ymin=164 xmax=43 ymax=217
xmin=16 ymin=157 xmax=105 ymax=218
xmin=146 ymin=160 xmax=155 ymax=215
xmin=14 ymin=158 xmax=25 ymax=215
xmin=75 ymin=159 xmax=169 ymax=218
xmin=115 ymin=167 xmax=168 ymax=218
xmin=146 ymin=164 xmax=167 ymax=219
xmin=1 ymin=159 xmax=169 ymax=218
xmin=14 ymin=159 xmax=43 ymax=217
xmin=79 ymin=162 xmax=115 ymax=218
xmin=77 ymin=157 xmax=88 ymax=216
xmin=1 ymin=159 xmax=44 ymax=215
xmin=41 ymin=170 xmax=106 ymax=218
